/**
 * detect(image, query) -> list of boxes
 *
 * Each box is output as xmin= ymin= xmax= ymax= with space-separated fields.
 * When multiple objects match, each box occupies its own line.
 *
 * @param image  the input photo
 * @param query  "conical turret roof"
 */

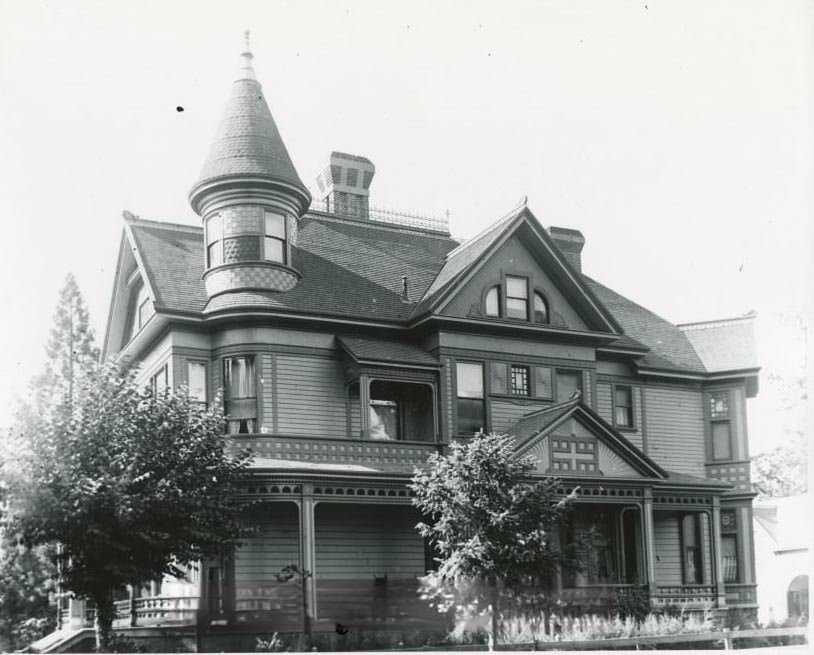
xmin=191 ymin=41 xmax=308 ymax=202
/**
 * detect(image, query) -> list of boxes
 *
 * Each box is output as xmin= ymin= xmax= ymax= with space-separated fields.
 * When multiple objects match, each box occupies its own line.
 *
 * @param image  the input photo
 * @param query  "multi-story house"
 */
xmin=94 ymin=42 xmax=760 ymax=635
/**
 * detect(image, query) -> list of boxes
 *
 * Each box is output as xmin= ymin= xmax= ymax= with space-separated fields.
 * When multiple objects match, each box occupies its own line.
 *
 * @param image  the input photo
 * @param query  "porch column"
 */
xmin=299 ymin=494 xmax=318 ymax=623
xmin=642 ymin=489 xmax=657 ymax=598
xmin=710 ymin=497 xmax=726 ymax=607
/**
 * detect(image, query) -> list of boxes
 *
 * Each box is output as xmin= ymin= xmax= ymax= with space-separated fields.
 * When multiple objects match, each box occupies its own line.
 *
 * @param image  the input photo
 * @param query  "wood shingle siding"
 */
xmin=275 ymin=355 xmax=348 ymax=437
xmin=644 ymin=387 xmax=705 ymax=476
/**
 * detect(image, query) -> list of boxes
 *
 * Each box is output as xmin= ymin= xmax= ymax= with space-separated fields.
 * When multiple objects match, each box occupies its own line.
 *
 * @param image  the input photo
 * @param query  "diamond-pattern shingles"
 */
xmin=194 ymin=77 xmax=306 ymax=191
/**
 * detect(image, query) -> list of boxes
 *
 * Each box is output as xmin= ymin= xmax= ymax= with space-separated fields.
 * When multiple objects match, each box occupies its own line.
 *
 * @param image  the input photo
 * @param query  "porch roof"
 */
xmin=336 ymin=335 xmax=440 ymax=368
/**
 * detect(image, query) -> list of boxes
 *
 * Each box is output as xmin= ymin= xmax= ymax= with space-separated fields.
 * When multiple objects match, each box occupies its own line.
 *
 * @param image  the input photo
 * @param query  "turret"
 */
xmin=189 ymin=32 xmax=311 ymax=297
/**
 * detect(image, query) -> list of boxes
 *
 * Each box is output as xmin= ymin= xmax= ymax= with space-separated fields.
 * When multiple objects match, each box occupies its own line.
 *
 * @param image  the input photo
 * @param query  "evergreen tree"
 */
xmin=0 ymin=273 xmax=98 ymax=648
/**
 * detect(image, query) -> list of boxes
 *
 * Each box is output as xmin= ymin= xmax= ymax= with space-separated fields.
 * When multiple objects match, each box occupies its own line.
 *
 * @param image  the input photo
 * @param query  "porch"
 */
xmin=60 ymin=481 xmax=753 ymax=633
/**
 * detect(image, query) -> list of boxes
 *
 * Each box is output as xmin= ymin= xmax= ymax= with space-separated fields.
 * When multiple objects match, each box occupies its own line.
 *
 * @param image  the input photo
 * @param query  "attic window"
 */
xmin=126 ymin=281 xmax=153 ymax=343
xmin=482 ymin=278 xmax=550 ymax=325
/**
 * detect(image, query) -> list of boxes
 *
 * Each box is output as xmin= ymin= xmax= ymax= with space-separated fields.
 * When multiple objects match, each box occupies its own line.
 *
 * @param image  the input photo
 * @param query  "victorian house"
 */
xmin=85 ymin=42 xmax=760 ymax=636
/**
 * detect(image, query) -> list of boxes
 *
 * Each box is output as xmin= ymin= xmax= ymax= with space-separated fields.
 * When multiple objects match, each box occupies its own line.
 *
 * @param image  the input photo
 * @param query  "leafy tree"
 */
xmin=751 ymin=431 xmax=808 ymax=497
xmin=9 ymin=364 xmax=251 ymax=651
xmin=410 ymin=432 xmax=578 ymax=648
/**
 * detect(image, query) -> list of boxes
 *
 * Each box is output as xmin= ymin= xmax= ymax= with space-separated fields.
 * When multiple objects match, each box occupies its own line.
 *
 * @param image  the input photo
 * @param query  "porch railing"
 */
xmin=652 ymin=585 xmax=716 ymax=608
xmin=111 ymin=596 xmax=198 ymax=628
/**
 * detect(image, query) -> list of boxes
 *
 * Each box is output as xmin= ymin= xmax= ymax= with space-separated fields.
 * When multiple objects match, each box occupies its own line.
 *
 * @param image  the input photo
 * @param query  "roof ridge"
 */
xmin=126 ymin=215 xmax=202 ymax=234
xmin=304 ymin=212 xmax=458 ymax=242
xmin=677 ymin=312 xmax=757 ymax=330
xmin=443 ymin=204 xmax=524 ymax=260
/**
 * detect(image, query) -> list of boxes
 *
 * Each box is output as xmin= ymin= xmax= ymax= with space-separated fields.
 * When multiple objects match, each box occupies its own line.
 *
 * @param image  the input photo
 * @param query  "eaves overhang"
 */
xmin=409 ymin=314 xmax=619 ymax=347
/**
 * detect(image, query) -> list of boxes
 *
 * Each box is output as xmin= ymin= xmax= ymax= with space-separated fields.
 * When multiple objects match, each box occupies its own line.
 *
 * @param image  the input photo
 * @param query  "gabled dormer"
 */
xmin=411 ymin=204 xmax=622 ymax=344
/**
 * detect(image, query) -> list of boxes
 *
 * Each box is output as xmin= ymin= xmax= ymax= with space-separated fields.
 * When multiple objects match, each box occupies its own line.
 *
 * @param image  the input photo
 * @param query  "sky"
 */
xmin=0 ymin=0 xmax=810 ymax=454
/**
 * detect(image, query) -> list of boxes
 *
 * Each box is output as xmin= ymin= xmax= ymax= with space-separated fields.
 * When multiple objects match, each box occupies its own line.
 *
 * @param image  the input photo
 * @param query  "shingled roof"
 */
xmin=124 ymin=210 xmax=709 ymax=374
xmin=190 ymin=49 xmax=308 ymax=203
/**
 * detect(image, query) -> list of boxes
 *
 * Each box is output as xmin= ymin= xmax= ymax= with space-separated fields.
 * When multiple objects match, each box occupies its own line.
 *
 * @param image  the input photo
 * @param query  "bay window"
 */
xmin=708 ymin=390 xmax=733 ymax=461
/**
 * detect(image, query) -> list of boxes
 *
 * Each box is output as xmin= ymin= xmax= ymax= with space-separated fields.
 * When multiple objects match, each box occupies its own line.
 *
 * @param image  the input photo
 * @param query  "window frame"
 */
xmin=366 ymin=377 xmax=437 ymax=443
xmin=222 ymin=355 xmax=259 ymax=435
xmin=481 ymin=276 xmax=551 ymax=324
xmin=150 ymin=363 xmax=169 ymax=398
xmin=205 ymin=213 xmax=224 ymax=268
xmin=186 ymin=360 xmax=209 ymax=408
xmin=612 ymin=384 xmax=635 ymax=430
xmin=455 ymin=361 xmax=486 ymax=436
xmin=263 ymin=210 xmax=288 ymax=264
xmin=510 ymin=364 xmax=531 ymax=396
xmin=555 ymin=368 xmax=584 ymax=403
xmin=707 ymin=389 xmax=734 ymax=462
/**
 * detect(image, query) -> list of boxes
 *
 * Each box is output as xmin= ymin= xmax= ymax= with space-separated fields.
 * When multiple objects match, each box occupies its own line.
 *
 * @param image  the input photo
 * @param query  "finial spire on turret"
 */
xmin=239 ymin=29 xmax=256 ymax=81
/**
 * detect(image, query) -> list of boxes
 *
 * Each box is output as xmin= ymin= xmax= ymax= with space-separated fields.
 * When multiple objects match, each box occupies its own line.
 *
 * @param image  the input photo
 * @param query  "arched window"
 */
xmin=485 ymin=285 xmax=501 ymax=317
xmin=533 ymin=292 xmax=549 ymax=323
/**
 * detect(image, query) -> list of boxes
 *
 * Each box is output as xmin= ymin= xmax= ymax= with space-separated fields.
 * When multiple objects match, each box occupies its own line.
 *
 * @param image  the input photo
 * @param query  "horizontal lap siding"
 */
xmin=314 ymin=505 xmax=424 ymax=581
xmin=644 ymin=387 xmax=705 ymax=475
xmin=597 ymin=383 xmax=613 ymax=424
xmin=314 ymin=505 xmax=433 ymax=624
xmin=276 ymin=355 xmax=347 ymax=437
xmin=235 ymin=504 xmax=300 ymax=582
xmin=654 ymin=514 xmax=682 ymax=585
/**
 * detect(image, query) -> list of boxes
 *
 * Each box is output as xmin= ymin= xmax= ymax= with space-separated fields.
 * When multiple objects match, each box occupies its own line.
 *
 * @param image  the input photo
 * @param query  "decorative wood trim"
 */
xmin=438 ymin=346 xmax=596 ymax=370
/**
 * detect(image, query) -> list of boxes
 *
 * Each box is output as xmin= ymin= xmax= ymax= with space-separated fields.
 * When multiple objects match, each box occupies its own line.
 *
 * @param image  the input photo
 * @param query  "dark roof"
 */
xmin=191 ymin=73 xmax=307 ymax=196
xmin=337 ymin=335 xmax=439 ymax=367
xmin=660 ymin=471 xmax=733 ymax=488
xmin=583 ymin=276 xmax=706 ymax=372
xmin=127 ymin=220 xmax=208 ymax=313
xmin=509 ymin=400 xmax=579 ymax=442
xmin=126 ymin=210 xmax=709 ymax=374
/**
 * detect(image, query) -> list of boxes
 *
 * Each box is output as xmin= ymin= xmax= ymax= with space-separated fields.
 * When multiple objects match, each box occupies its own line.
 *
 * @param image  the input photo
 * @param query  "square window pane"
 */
xmin=712 ymin=422 xmax=732 ymax=460
xmin=264 ymin=237 xmax=284 ymax=262
xmin=709 ymin=391 xmax=729 ymax=419
xmin=506 ymin=276 xmax=528 ymax=299
xmin=188 ymin=362 xmax=207 ymax=403
xmin=456 ymin=363 xmax=484 ymax=398
xmin=506 ymin=298 xmax=528 ymax=319
xmin=264 ymin=212 xmax=286 ymax=239
xmin=510 ymin=365 xmax=529 ymax=395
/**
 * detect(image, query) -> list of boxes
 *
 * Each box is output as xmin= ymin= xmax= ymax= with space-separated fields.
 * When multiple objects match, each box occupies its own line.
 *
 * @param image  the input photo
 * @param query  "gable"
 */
xmin=512 ymin=402 xmax=666 ymax=480
xmin=441 ymin=234 xmax=591 ymax=330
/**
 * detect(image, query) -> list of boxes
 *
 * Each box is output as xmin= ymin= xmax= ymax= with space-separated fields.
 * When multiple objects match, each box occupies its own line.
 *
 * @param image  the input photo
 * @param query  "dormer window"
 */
xmin=483 ymin=277 xmax=550 ymax=324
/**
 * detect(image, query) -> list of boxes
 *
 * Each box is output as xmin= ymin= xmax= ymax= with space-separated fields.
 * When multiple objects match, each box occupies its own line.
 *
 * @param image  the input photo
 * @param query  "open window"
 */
xmin=368 ymin=380 xmax=434 ymax=442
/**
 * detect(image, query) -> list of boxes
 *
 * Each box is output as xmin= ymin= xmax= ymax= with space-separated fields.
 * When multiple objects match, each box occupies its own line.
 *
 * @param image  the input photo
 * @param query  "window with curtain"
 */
xmin=187 ymin=362 xmax=207 ymax=407
xmin=614 ymin=386 xmax=634 ymax=427
xmin=223 ymin=356 xmax=256 ymax=434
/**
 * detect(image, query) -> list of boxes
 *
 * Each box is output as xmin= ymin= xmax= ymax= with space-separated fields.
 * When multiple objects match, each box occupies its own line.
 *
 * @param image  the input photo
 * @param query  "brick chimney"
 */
xmin=548 ymin=226 xmax=585 ymax=273
xmin=315 ymin=152 xmax=375 ymax=219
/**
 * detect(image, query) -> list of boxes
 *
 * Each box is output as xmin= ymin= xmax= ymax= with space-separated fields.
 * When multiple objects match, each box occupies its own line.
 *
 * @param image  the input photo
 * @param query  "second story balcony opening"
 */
xmin=368 ymin=380 xmax=435 ymax=442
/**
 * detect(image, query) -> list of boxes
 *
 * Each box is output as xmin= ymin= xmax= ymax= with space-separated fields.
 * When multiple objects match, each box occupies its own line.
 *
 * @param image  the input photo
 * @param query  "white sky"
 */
xmin=0 ymin=0 xmax=810 ymax=454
